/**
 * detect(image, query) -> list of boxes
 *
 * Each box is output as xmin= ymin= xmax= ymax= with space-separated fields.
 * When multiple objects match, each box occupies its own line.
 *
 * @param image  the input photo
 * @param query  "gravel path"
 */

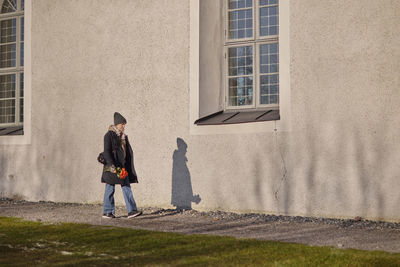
xmin=1 ymin=198 xmax=400 ymax=253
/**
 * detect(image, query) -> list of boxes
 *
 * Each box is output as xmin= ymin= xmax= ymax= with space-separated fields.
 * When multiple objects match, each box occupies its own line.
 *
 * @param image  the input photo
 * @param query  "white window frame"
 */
xmin=0 ymin=0 xmax=24 ymax=127
xmin=0 ymin=0 xmax=31 ymax=144
xmin=224 ymin=0 xmax=279 ymax=111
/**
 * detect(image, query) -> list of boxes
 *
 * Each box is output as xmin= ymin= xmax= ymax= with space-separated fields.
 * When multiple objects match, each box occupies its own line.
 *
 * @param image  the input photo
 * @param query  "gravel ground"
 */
xmin=1 ymin=198 xmax=400 ymax=253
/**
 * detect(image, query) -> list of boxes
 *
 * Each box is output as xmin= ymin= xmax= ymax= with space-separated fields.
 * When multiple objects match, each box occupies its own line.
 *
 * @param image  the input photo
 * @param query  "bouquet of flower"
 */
xmin=116 ymin=167 xmax=128 ymax=179
xmin=104 ymin=166 xmax=128 ymax=179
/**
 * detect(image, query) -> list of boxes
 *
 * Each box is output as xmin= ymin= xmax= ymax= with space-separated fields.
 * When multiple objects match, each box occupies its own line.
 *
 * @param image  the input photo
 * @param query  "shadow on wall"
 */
xmin=171 ymin=138 xmax=201 ymax=211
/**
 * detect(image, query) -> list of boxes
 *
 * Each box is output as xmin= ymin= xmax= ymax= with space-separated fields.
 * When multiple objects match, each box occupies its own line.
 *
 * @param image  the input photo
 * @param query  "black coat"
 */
xmin=101 ymin=130 xmax=138 ymax=184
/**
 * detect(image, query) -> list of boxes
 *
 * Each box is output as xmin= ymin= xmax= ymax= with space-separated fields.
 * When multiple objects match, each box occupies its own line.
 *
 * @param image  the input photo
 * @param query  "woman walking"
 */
xmin=101 ymin=112 xmax=142 ymax=219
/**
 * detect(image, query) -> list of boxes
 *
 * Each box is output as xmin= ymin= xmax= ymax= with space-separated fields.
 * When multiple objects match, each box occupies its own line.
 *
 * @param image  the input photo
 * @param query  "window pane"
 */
xmin=19 ymin=72 xmax=23 ymax=97
xmin=0 ymin=19 xmax=17 ymax=43
xmin=229 ymin=77 xmax=253 ymax=106
xmin=20 ymin=17 xmax=24 ymax=41
xmin=228 ymin=0 xmax=253 ymax=39
xmin=260 ymin=43 xmax=278 ymax=74
xmin=0 ymin=74 xmax=15 ymax=99
xmin=0 ymin=43 xmax=16 ymax=68
xmin=228 ymin=0 xmax=252 ymax=9
xmin=260 ymin=74 xmax=279 ymax=104
xmin=0 ymin=18 xmax=17 ymax=68
xmin=228 ymin=46 xmax=253 ymax=76
xmin=228 ymin=45 xmax=253 ymax=107
xmin=21 ymin=0 xmax=24 ymax=11
xmin=19 ymin=97 xmax=22 ymax=122
xmin=20 ymin=41 xmax=23 ymax=66
xmin=1 ymin=0 xmax=17 ymax=14
xmin=260 ymin=43 xmax=279 ymax=105
xmin=0 ymin=99 xmax=15 ymax=123
xmin=260 ymin=0 xmax=278 ymax=5
xmin=260 ymin=2 xmax=279 ymax=37
xmin=20 ymin=73 xmax=23 ymax=122
xmin=21 ymin=17 xmax=24 ymax=66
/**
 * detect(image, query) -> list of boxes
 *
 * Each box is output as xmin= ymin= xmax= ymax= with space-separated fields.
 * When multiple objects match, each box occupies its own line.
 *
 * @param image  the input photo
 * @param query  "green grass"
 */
xmin=0 ymin=217 xmax=399 ymax=266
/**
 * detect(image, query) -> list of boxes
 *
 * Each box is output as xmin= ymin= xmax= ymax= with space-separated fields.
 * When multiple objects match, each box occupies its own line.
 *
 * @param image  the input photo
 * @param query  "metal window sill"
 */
xmin=0 ymin=126 xmax=24 ymax=135
xmin=194 ymin=109 xmax=280 ymax=125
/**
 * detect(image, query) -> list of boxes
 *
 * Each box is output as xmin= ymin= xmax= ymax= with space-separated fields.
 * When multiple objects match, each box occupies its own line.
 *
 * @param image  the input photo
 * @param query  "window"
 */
xmin=225 ymin=0 xmax=278 ymax=110
xmin=191 ymin=0 xmax=289 ymax=132
xmin=0 ymin=0 xmax=24 ymax=134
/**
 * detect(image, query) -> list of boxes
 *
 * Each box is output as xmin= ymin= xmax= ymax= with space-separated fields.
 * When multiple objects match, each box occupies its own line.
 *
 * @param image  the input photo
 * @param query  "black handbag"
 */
xmin=97 ymin=152 xmax=106 ymax=165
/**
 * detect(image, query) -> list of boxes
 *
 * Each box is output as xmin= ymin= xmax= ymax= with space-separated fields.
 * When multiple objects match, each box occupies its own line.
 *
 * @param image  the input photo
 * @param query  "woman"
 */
xmin=101 ymin=112 xmax=142 ymax=219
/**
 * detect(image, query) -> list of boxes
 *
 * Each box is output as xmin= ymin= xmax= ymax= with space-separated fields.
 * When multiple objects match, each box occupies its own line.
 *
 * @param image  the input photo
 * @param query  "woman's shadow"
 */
xmin=171 ymin=138 xmax=201 ymax=211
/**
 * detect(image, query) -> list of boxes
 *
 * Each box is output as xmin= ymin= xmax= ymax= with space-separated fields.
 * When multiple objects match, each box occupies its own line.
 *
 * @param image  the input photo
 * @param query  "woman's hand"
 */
xmin=104 ymin=165 xmax=117 ymax=173
xmin=111 ymin=165 xmax=117 ymax=173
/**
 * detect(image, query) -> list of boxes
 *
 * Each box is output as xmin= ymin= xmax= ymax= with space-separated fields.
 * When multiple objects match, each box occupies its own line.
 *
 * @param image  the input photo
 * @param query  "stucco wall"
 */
xmin=199 ymin=0 xmax=223 ymax=117
xmin=0 ymin=0 xmax=399 ymax=221
xmin=287 ymin=0 xmax=400 ymax=220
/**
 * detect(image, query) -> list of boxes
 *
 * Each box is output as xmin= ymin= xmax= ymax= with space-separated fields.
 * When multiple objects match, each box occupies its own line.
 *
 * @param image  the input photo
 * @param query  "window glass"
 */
xmin=228 ymin=46 xmax=253 ymax=106
xmin=260 ymin=0 xmax=277 ymax=5
xmin=0 ymin=73 xmax=15 ymax=98
xmin=0 ymin=18 xmax=17 ymax=68
xmin=0 ymin=99 xmax=15 ymax=123
xmin=1 ymin=0 xmax=17 ymax=14
xmin=19 ymin=72 xmax=22 ymax=96
xmin=0 ymin=43 xmax=16 ymax=67
xmin=260 ymin=43 xmax=279 ymax=105
xmin=0 ymin=0 xmax=24 ymax=128
xmin=228 ymin=0 xmax=253 ymax=39
xmin=19 ymin=97 xmax=22 ymax=122
xmin=259 ymin=0 xmax=278 ymax=37
xmin=19 ymin=72 xmax=22 ymax=122
xmin=0 ymin=18 xmax=16 ymax=43
xmin=225 ymin=0 xmax=280 ymax=109
xmin=20 ymin=17 xmax=23 ymax=66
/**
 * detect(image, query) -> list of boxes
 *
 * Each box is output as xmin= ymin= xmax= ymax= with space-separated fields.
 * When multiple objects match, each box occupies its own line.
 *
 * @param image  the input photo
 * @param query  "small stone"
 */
xmin=61 ymin=251 xmax=73 ymax=255
xmin=35 ymin=243 xmax=45 ymax=248
xmin=337 ymin=243 xmax=343 ymax=248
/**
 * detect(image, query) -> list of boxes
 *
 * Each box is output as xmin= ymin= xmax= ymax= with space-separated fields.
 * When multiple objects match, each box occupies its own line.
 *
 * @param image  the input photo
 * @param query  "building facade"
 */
xmin=1 ymin=0 xmax=399 ymax=221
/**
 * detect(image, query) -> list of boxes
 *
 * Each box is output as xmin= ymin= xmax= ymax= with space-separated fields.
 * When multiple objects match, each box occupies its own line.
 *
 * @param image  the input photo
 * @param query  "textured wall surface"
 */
xmin=288 ymin=0 xmax=400 ymax=220
xmin=199 ymin=0 xmax=223 ymax=117
xmin=0 ymin=0 xmax=399 ymax=221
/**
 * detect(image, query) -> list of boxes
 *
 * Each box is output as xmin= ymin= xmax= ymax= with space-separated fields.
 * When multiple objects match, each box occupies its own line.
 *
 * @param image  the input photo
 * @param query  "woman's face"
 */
xmin=116 ymin=123 xmax=126 ymax=132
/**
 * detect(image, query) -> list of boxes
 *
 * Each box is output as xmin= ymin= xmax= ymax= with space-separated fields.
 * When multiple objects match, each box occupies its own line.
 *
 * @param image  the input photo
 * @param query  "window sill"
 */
xmin=0 ymin=125 xmax=30 ymax=145
xmin=0 ymin=126 xmax=24 ymax=136
xmin=194 ymin=109 xmax=279 ymax=125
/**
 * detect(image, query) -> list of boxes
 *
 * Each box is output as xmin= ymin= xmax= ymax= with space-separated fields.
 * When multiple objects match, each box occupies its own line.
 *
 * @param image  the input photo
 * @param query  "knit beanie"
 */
xmin=114 ymin=112 xmax=127 ymax=125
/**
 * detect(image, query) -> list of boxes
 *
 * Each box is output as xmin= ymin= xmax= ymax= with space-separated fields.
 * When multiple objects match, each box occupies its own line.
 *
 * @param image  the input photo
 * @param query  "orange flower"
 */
xmin=119 ymin=168 xmax=128 ymax=179
xmin=115 ymin=167 xmax=128 ymax=179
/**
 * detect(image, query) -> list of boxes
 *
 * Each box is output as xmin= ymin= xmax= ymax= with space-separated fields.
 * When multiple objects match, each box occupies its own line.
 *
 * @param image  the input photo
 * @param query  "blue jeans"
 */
xmin=103 ymin=179 xmax=137 ymax=214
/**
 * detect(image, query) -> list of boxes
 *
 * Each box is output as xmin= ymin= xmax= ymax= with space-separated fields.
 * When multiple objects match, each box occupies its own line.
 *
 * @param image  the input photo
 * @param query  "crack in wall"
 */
xmin=274 ymin=125 xmax=288 ymax=201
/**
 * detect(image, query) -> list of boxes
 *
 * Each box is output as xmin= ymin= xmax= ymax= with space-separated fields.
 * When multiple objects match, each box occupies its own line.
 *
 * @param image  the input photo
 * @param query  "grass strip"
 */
xmin=0 ymin=216 xmax=399 ymax=266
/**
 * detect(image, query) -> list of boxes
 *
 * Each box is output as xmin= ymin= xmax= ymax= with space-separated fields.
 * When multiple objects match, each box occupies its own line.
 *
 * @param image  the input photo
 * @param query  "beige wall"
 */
xmin=288 ymin=0 xmax=400 ymax=220
xmin=0 ymin=0 xmax=399 ymax=221
xmin=199 ymin=0 xmax=223 ymax=117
